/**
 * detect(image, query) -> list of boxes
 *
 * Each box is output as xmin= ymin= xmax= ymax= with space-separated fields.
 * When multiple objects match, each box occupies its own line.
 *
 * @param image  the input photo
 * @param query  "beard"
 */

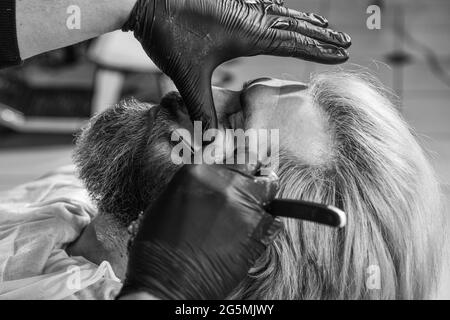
xmin=74 ymin=93 xmax=185 ymax=227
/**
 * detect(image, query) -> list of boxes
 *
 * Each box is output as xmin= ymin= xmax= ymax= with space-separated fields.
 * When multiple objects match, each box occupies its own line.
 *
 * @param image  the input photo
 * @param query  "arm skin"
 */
xmin=16 ymin=0 xmax=137 ymax=59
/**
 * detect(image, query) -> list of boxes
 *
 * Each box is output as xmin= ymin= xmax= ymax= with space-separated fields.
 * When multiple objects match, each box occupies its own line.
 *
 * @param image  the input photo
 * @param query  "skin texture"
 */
xmin=16 ymin=0 xmax=137 ymax=59
xmin=217 ymin=78 xmax=333 ymax=166
xmin=172 ymin=78 xmax=332 ymax=169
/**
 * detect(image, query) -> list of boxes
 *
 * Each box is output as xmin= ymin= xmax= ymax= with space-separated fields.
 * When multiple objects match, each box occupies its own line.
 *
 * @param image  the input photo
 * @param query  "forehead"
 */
xmin=243 ymin=80 xmax=333 ymax=166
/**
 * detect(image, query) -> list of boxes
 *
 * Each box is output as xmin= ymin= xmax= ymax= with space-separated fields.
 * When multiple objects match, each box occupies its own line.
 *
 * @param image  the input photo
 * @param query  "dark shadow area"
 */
xmin=0 ymin=128 xmax=75 ymax=150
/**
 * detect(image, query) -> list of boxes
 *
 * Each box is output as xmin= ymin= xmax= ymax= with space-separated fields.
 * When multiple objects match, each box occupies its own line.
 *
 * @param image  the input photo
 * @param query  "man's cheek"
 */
xmin=243 ymin=89 xmax=279 ymax=126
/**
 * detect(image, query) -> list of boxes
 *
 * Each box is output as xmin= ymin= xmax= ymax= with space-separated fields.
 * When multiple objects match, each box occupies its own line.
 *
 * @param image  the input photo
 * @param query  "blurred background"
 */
xmin=0 ymin=0 xmax=449 ymax=285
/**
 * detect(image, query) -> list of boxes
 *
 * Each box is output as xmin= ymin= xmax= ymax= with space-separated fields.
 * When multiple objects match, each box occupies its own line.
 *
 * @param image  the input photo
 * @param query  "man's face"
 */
xmin=74 ymin=77 xmax=332 ymax=226
xmin=163 ymin=78 xmax=332 ymax=168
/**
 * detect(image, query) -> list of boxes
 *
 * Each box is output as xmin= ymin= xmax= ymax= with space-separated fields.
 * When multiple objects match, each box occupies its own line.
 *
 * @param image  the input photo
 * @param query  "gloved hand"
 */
xmin=118 ymin=164 xmax=281 ymax=300
xmin=123 ymin=0 xmax=351 ymax=130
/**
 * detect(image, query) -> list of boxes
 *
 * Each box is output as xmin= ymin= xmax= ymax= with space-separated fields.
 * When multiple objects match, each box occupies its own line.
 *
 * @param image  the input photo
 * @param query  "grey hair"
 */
xmin=73 ymin=98 xmax=180 ymax=227
xmin=230 ymin=71 xmax=445 ymax=299
xmin=74 ymin=73 xmax=445 ymax=299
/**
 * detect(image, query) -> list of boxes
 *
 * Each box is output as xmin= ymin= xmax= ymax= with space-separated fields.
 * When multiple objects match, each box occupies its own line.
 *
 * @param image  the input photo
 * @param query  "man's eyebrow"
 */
xmin=242 ymin=80 xmax=253 ymax=91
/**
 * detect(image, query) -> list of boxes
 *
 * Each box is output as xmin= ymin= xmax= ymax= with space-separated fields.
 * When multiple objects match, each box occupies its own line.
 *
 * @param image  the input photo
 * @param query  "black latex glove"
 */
xmin=119 ymin=164 xmax=281 ymax=300
xmin=123 ymin=0 xmax=351 ymax=130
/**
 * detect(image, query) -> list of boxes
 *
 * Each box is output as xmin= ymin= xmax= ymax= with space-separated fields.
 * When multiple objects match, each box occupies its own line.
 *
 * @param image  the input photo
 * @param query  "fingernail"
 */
xmin=340 ymin=32 xmax=352 ymax=46
xmin=312 ymin=13 xmax=328 ymax=26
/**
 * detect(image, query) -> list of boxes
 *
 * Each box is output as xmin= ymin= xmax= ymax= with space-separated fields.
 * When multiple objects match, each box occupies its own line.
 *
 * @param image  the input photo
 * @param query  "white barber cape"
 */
xmin=0 ymin=166 xmax=122 ymax=300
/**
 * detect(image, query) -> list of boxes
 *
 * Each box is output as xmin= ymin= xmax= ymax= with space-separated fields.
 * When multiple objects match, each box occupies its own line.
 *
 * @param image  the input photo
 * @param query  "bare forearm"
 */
xmin=16 ymin=0 xmax=137 ymax=59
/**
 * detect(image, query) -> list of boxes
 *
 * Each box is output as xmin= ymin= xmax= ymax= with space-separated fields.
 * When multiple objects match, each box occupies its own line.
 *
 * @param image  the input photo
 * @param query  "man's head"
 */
xmin=74 ymin=71 xmax=444 ymax=299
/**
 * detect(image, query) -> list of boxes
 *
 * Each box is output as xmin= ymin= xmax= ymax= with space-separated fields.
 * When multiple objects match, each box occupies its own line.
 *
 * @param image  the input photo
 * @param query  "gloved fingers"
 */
xmin=252 ymin=213 xmax=283 ymax=246
xmin=223 ymin=150 xmax=262 ymax=176
xmin=226 ymin=162 xmax=261 ymax=176
xmin=266 ymin=5 xmax=329 ymax=27
xmin=244 ymin=0 xmax=328 ymax=27
xmin=242 ymin=0 xmax=284 ymax=5
xmin=184 ymin=164 xmax=279 ymax=205
xmin=176 ymin=76 xmax=218 ymax=130
xmin=269 ymin=18 xmax=351 ymax=48
xmin=260 ymin=29 xmax=349 ymax=64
